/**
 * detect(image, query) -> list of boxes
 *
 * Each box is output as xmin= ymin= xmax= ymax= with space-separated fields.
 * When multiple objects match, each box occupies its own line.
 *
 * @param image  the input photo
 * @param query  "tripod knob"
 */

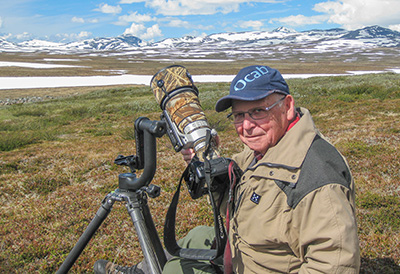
xmin=145 ymin=184 xmax=161 ymax=198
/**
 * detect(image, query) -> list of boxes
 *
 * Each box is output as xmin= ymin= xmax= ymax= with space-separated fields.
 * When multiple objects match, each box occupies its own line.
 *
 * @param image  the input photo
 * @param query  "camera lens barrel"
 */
xmin=151 ymin=65 xmax=219 ymax=160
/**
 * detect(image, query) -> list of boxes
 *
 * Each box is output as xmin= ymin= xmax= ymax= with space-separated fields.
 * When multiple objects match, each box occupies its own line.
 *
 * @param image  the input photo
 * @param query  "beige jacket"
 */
xmin=229 ymin=107 xmax=360 ymax=273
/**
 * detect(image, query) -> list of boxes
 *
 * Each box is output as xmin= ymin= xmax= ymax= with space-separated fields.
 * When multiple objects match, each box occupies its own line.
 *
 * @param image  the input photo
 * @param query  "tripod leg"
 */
xmin=57 ymin=195 xmax=115 ymax=274
xmin=126 ymin=197 xmax=163 ymax=274
xmin=142 ymin=203 xmax=167 ymax=268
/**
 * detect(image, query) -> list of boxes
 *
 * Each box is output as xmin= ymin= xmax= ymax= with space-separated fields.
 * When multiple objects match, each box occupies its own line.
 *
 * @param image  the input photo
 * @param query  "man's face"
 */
xmin=232 ymin=94 xmax=294 ymax=155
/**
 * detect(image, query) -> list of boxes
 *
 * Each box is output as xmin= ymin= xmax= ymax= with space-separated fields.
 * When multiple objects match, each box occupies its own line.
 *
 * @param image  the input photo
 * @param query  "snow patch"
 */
xmin=0 ymin=61 xmax=86 ymax=69
xmin=1 ymin=70 xmax=399 ymax=90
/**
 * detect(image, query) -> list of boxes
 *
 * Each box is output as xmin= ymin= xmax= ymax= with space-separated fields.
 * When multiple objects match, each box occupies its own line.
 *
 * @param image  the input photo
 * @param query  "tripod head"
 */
xmin=115 ymin=117 xmax=166 ymax=192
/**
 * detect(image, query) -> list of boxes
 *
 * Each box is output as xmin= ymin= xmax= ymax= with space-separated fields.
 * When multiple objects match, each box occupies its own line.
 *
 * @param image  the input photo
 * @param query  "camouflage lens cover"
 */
xmin=150 ymin=65 xmax=198 ymax=108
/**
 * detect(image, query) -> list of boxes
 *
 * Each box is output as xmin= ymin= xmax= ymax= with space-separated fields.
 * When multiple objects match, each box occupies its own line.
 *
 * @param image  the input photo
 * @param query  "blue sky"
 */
xmin=1 ymin=0 xmax=400 ymax=42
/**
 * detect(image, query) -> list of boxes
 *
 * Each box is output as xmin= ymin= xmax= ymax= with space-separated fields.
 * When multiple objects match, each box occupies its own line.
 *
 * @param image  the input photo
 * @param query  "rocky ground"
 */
xmin=0 ymin=95 xmax=56 ymax=105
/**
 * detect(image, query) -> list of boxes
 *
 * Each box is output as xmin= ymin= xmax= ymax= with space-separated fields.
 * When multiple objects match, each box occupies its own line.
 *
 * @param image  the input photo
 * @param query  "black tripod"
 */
xmin=57 ymin=117 xmax=168 ymax=274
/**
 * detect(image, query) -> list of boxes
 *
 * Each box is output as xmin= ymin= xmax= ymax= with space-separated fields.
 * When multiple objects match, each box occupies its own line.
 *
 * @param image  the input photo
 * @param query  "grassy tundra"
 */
xmin=0 ymin=73 xmax=399 ymax=273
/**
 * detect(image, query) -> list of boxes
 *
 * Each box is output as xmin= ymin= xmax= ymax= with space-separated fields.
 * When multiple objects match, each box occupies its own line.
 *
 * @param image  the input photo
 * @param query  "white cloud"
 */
xmin=72 ymin=17 xmax=98 ymax=24
xmin=269 ymin=0 xmax=400 ymax=30
xmin=123 ymin=23 xmax=162 ymax=40
xmin=72 ymin=17 xmax=85 ymax=23
xmin=15 ymin=32 xmax=33 ymax=40
xmin=55 ymin=31 xmax=92 ymax=41
xmin=116 ymin=12 xmax=155 ymax=26
xmin=239 ymin=20 xmax=264 ymax=30
xmin=119 ymin=0 xmax=143 ymax=3
xmin=95 ymin=4 xmax=122 ymax=15
xmin=77 ymin=31 xmax=91 ymax=38
xmin=123 ymin=23 xmax=145 ymax=36
xmin=270 ymin=14 xmax=326 ymax=27
xmin=313 ymin=0 xmax=400 ymax=30
xmin=130 ymin=0 xmax=280 ymax=16
xmin=166 ymin=19 xmax=191 ymax=28
xmin=150 ymin=1 xmax=238 ymax=16
xmin=141 ymin=24 xmax=162 ymax=40
xmin=156 ymin=18 xmax=213 ymax=31
xmin=0 ymin=32 xmax=35 ymax=42
xmin=389 ymin=24 xmax=400 ymax=32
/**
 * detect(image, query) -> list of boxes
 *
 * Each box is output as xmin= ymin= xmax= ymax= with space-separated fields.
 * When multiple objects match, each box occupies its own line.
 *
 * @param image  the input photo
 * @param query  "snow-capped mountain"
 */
xmin=342 ymin=25 xmax=400 ymax=39
xmin=0 ymin=37 xmax=20 ymax=51
xmin=66 ymin=35 xmax=147 ymax=51
xmin=1 ymin=26 xmax=399 ymax=55
xmin=0 ymin=34 xmax=148 ymax=53
xmin=155 ymin=25 xmax=399 ymax=48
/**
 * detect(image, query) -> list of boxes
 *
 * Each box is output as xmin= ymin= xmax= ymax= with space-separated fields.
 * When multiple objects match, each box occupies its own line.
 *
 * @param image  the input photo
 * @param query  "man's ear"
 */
xmin=285 ymin=95 xmax=296 ymax=121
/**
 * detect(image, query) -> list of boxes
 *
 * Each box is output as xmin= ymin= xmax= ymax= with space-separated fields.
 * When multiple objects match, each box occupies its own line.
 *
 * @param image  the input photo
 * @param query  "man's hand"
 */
xmin=181 ymin=148 xmax=196 ymax=165
xmin=181 ymin=134 xmax=220 ymax=165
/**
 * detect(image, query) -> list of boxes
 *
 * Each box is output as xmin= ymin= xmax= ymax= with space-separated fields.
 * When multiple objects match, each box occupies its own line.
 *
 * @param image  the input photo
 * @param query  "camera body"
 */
xmin=184 ymin=157 xmax=234 ymax=199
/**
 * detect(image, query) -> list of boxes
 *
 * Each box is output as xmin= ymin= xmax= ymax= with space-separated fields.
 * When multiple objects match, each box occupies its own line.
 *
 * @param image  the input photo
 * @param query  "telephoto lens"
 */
xmin=151 ymin=65 xmax=219 ymax=161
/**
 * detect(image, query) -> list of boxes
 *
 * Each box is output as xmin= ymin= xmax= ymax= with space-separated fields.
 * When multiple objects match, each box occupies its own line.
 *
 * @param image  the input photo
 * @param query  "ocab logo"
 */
xmin=234 ymin=66 xmax=269 ymax=91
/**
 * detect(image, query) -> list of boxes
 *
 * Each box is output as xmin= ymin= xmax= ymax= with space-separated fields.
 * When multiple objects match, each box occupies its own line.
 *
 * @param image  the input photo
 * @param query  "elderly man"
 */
xmin=96 ymin=65 xmax=360 ymax=273
xmin=175 ymin=65 xmax=360 ymax=273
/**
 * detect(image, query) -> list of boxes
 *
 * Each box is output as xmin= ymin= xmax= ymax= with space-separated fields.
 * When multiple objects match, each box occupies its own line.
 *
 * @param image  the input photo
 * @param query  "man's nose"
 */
xmin=242 ymin=114 xmax=256 ymax=129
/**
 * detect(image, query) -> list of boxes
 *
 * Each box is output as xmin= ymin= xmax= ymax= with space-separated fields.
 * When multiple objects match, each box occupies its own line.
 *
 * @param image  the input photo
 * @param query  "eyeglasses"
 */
xmin=227 ymin=96 xmax=286 ymax=124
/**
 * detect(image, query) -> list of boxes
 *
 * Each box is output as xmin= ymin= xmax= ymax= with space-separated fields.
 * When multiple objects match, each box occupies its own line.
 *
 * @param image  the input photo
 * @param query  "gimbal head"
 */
xmin=115 ymin=117 xmax=166 ymax=191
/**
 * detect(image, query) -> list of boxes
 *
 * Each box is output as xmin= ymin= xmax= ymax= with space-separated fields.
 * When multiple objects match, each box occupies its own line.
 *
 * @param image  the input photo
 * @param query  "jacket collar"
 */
xmin=261 ymin=107 xmax=317 ymax=168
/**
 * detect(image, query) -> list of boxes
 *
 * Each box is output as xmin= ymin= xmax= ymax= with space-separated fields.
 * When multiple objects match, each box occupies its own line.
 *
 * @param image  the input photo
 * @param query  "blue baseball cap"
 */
xmin=215 ymin=65 xmax=290 ymax=112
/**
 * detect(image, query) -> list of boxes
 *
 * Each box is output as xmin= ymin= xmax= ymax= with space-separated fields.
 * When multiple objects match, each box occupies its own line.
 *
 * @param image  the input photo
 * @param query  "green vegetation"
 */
xmin=1 ymin=73 xmax=399 ymax=273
